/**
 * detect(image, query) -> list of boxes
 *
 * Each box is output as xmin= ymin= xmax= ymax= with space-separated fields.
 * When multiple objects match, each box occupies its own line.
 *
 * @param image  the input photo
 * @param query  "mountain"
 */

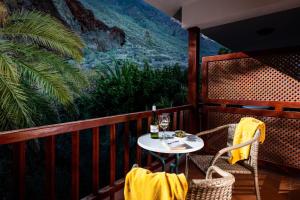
xmin=4 ymin=0 xmax=224 ymax=68
xmin=77 ymin=0 xmax=224 ymax=68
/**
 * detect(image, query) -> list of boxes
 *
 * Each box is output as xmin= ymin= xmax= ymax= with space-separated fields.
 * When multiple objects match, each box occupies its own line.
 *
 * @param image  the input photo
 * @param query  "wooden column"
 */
xmin=188 ymin=27 xmax=200 ymax=134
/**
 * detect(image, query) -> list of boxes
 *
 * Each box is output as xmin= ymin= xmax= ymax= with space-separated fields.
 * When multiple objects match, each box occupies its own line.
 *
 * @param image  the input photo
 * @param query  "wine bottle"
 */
xmin=150 ymin=105 xmax=159 ymax=139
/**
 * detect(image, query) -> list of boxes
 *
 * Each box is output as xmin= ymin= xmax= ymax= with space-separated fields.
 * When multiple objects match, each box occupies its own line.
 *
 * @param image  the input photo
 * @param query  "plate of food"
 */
xmin=174 ymin=130 xmax=187 ymax=138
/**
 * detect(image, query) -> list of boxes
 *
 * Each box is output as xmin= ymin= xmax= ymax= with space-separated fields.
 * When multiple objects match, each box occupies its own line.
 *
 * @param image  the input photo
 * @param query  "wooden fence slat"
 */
xmin=45 ymin=136 xmax=56 ymax=200
xmin=92 ymin=127 xmax=99 ymax=195
xmin=71 ymin=131 xmax=80 ymax=200
xmin=13 ymin=142 xmax=26 ymax=200
xmin=136 ymin=119 xmax=142 ymax=166
xmin=124 ymin=122 xmax=130 ymax=174
xmin=184 ymin=110 xmax=190 ymax=133
xmin=179 ymin=111 xmax=184 ymax=130
xmin=146 ymin=117 xmax=152 ymax=166
xmin=110 ymin=124 xmax=116 ymax=200
xmin=173 ymin=112 xmax=177 ymax=130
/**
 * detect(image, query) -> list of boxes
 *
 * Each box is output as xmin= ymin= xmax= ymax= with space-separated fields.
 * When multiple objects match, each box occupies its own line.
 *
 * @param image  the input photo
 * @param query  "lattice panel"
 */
xmin=207 ymin=53 xmax=300 ymax=102
xmin=207 ymin=112 xmax=300 ymax=169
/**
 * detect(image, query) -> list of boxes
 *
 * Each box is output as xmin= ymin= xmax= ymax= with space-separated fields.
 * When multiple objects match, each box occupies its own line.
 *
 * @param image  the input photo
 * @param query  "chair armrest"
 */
xmin=191 ymin=166 xmax=235 ymax=188
xmin=210 ymin=133 xmax=260 ymax=166
xmin=196 ymin=125 xmax=230 ymax=137
xmin=206 ymin=166 xmax=233 ymax=179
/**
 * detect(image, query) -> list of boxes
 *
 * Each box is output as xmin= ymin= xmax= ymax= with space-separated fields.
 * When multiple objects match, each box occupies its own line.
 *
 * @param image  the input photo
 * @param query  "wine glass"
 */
xmin=158 ymin=113 xmax=170 ymax=139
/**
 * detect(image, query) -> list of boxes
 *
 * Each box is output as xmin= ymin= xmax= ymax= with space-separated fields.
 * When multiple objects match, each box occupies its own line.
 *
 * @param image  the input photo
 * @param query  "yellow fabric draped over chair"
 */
xmin=229 ymin=117 xmax=266 ymax=164
xmin=124 ymin=167 xmax=188 ymax=200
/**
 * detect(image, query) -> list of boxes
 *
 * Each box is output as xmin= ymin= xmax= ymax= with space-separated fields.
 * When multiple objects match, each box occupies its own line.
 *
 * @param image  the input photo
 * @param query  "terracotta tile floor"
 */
xmin=114 ymin=161 xmax=300 ymax=200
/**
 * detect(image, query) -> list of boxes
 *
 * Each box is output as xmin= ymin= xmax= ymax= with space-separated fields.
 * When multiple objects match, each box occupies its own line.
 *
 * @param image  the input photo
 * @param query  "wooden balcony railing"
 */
xmin=0 ymin=104 xmax=193 ymax=200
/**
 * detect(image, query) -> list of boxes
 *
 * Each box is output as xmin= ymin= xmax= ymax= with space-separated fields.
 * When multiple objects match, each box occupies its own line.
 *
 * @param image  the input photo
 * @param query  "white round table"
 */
xmin=137 ymin=131 xmax=204 ymax=173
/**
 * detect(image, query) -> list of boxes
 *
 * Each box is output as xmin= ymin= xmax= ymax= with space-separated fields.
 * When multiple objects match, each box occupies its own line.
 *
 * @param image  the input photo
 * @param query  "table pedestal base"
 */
xmin=148 ymin=151 xmax=184 ymax=173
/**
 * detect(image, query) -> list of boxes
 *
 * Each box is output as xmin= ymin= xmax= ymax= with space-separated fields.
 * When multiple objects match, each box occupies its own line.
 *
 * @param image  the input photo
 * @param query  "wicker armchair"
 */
xmin=187 ymin=166 xmax=235 ymax=200
xmin=186 ymin=124 xmax=261 ymax=200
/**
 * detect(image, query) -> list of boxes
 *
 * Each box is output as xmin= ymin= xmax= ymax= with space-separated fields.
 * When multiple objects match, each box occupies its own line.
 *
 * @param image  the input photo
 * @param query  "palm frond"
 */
xmin=22 ymin=83 xmax=60 ymax=125
xmin=17 ymin=60 xmax=73 ymax=106
xmin=0 ymin=74 xmax=33 ymax=129
xmin=0 ymin=9 xmax=86 ymax=129
xmin=0 ymin=41 xmax=87 ymax=102
xmin=0 ymin=51 xmax=19 ymax=81
xmin=33 ymin=52 xmax=88 ymax=89
xmin=0 ymin=11 xmax=84 ymax=61
xmin=12 ymin=42 xmax=88 ymax=89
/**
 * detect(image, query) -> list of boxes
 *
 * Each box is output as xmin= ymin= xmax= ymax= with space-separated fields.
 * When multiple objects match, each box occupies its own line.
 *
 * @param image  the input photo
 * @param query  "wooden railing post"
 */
xmin=136 ymin=119 xmax=142 ymax=166
xmin=110 ymin=124 xmax=116 ymax=200
xmin=179 ymin=111 xmax=184 ymax=130
xmin=146 ymin=117 xmax=152 ymax=166
xmin=92 ymin=127 xmax=100 ymax=195
xmin=71 ymin=131 xmax=80 ymax=200
xmin=188 ymin=27 xmax=200 ymax=134
xmin=173 ymin=112 xmax=178 ymax=130
xmin=13 ymin=142 xmax=26 ymax=200
xmin=124 ymin=122 xmax=130 ymax=174
xmin=45 ymin=136 xmax=56 ymax=200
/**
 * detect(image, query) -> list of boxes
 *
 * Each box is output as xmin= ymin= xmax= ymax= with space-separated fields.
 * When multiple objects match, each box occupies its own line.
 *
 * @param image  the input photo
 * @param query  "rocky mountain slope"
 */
xmin=78 ymin=0 xmax=224 ymax=68
xmin=4 ymin=0 xmax=224 ymax=68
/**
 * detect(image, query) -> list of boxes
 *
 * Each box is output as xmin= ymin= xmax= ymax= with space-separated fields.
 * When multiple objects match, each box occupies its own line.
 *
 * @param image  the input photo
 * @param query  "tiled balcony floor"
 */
xmin=113 ymin=161 xmax=300 ymax=200
xmin=186 ymin=161 xmax=300 ymax=200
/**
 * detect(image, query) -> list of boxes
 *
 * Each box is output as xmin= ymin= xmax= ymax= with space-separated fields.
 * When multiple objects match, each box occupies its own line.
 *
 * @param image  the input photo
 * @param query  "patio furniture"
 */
xmin=129 ymin=164 xmax=234 ymax=200
xmin=187 ymin=165 xmax=235 ymax=200
xmin=137 ymin=131 xmax=204 ymax=173
xmin=126 ymin=164 xmax=188 ymax=200
xmin=186 ymin=124 xmax=261 ymax=200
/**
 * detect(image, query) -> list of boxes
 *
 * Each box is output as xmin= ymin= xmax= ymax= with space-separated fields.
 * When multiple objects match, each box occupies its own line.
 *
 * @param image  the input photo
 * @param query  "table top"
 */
xmin=137 ymin=131 xmax=204 ymax=154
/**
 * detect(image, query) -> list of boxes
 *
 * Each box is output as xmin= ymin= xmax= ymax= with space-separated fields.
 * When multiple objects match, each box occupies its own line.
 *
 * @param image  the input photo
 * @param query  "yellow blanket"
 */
xmin=124 ymin=168 xmax=188 ymax=200
xmin=229 ymin=117 xmax=266 ymax=164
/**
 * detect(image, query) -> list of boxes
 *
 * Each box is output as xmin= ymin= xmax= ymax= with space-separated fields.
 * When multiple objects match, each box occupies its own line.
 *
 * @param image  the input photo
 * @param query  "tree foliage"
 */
xmin=76 ymin=60 xmax=187 ymax=119
xmin=0 ymin=3 xmax=87 ymax=130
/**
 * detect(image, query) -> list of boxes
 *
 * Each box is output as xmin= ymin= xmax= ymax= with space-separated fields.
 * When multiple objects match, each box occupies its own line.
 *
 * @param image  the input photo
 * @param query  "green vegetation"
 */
xmin=0 ymin=3 xmax=86 ymax=130
xmin=76 ymin=60 xmax=187 ymax=119
xmin=0 ymin=2 xmax=188 ymax=131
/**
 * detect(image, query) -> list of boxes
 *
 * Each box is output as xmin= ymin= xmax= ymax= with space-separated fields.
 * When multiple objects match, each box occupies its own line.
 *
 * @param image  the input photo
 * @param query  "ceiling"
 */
xmin=145 ymin=0 xmax=300 ymax=51
xmin=202 ymin=7 xmax=300 ymax=51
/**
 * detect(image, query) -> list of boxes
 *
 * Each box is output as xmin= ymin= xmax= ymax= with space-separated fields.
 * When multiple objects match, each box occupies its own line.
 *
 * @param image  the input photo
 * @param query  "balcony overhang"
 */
xmin=145 ymin=0 xmax=300 ymax=29
xmin=145 ymin=0 xmax=300 ymax=51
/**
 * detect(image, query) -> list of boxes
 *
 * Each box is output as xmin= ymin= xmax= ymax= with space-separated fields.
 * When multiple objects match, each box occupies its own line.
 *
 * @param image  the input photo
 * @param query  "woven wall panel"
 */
xmin=207 ymin=112 xmax=300 ymax=169
xmin=207 ymin=55 xmax=300 ymax=102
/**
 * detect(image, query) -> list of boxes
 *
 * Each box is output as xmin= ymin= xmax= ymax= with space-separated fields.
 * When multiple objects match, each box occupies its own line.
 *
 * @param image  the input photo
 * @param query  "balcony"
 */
xmin=1 ymin=49 xmax=300 ymax=199
xmin=1 ymin=0 xmax=300 ymax=200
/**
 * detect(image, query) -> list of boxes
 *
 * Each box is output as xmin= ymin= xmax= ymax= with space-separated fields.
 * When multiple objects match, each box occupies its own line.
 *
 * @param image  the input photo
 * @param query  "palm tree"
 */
xmin=0 ymin=3 xmax=87 ymax=130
